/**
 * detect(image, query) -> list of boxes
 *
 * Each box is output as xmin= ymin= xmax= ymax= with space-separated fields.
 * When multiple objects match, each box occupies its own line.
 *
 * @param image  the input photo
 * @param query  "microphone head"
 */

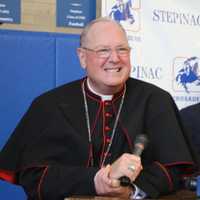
xmin=134 ymin=134 xmax=148 ymax=147
xmin=133 ymin=134 xmax=148 ymax=156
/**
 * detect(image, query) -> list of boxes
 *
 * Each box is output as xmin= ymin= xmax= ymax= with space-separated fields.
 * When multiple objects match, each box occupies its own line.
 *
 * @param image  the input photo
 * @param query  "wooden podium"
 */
xmin=65 ymin=190 xmax=196 ymax=200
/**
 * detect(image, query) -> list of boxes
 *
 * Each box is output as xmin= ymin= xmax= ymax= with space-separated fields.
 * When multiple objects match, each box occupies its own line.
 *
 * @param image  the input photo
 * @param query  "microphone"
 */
xmin=132 ymin=134 xmax=148 ymax=156
xmin=119 ymin=134 xmax=148 ymax=186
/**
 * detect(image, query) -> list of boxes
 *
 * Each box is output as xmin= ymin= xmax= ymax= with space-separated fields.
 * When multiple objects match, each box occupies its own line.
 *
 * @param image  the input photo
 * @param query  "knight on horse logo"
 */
xmin=175 ymin=57 xmax=200 ymax=93
xmin=109 ymin=0 xmax=135 ymax=24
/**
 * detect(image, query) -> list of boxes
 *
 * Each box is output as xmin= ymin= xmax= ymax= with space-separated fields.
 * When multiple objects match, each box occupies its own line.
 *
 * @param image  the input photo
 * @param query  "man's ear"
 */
xmin=77 ymin=48 xmax=86 ymax=69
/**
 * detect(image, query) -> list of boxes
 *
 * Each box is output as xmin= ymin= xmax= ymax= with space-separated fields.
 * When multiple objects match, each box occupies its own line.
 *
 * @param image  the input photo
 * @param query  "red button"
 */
xmin=104 ymin=101 xmax=111 ymax=106
xmin=106 ymin=138 xmax=111 ymax=143
xmin=105 ymin=112 xmax=112 ymax=117
xmin=105 ymin=126 xmax=111 ymax=131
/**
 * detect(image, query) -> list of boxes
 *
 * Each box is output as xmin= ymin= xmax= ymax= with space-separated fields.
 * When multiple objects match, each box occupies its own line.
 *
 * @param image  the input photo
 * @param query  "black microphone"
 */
xmin=119 ymin=134 xmax=148 ymax=186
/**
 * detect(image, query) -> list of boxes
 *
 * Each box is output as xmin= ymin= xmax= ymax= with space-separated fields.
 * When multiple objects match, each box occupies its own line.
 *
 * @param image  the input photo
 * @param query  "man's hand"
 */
xmin=109 ymin=153 xmax=142 ymax=182
xmin=94 ymin=165 xmax=132 ymax=198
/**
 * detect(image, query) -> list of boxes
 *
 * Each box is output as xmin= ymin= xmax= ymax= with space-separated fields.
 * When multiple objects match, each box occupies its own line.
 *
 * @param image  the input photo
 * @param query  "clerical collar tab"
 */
xmin=87 ymin=79 xmax=113 ymax=101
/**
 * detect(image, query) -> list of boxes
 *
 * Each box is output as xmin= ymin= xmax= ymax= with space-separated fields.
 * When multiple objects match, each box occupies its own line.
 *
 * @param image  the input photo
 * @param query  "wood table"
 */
xmin=65 ymin=190 xmax=196 ymax=200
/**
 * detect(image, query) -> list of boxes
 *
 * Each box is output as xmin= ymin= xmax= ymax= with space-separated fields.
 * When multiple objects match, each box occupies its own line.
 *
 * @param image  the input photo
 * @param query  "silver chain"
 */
xmin=81 ymin=80 xmax=126 ymax=167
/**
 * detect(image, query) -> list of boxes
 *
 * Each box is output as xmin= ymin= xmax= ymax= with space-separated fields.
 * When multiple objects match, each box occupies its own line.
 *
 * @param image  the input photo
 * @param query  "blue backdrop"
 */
xmin=0 ymin=29 xmax=85 ymax=199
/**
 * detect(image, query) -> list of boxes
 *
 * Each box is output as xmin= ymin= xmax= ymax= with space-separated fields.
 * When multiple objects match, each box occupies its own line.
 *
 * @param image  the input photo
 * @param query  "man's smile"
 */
xmin=104 ymin=67 xmax=121 ymax=72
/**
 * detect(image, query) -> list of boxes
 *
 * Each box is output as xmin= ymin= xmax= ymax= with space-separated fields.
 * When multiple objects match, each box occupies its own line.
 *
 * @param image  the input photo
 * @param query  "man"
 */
xmin=180 ymin=103 xmax=200 ymax=155
xmin=0 ymin=17 xmax=197 ymax=199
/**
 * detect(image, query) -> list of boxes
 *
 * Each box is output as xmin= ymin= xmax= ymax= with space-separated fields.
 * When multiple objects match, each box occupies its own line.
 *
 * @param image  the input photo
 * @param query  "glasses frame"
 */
xmin=81 ymin=46 xmax=131 ymax=58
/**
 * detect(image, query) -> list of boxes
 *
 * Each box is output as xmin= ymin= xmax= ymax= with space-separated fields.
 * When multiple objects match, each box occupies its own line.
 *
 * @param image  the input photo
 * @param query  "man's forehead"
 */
xmin=87 ymin=21 xmax=124 ymax=36
xmin=81 ymin=19 xmax=128 ymax=47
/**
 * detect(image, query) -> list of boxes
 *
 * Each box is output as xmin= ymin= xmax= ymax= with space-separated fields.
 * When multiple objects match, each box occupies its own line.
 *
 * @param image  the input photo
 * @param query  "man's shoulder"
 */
xmin=180 ymin=103 xmax=200 ymax=116
xmin=33 ymin=78 xmax=83 ymax=105
xmin=127 ymin=78 xmax=169 ymax=96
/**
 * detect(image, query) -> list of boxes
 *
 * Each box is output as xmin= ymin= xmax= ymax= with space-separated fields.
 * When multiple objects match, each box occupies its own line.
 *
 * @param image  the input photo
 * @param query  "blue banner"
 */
xmin=56 ymin=0 xmax=96 ymax=28
xmin=0 ymin=0 xmax=21 ymax=24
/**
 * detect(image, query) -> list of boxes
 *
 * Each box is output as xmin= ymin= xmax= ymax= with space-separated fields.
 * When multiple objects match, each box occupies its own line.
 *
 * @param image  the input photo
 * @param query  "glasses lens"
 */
xmin=117 ymin=47 xmax=130 ymax=56
xmin=96 ymin=48 xmax=110 ymax=58
xmin=83 ymin=47 xmax=130 ymax=58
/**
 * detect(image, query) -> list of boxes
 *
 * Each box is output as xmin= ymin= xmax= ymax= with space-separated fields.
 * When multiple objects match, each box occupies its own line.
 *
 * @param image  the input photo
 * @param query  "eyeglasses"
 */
xmin=82 ymin=46 xmax=131 ymax=58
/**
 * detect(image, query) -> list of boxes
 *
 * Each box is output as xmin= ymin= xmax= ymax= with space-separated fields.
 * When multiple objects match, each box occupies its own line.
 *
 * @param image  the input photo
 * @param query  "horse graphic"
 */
xmin=109 ymin=0 xmax=135 ymax=24
xmin=176 ymin=57 xmax=200 ymax=93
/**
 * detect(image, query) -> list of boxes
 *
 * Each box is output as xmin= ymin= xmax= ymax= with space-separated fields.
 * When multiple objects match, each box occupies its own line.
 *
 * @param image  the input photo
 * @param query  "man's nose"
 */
xmin=109 ymin=50 xmax=120 ymax=62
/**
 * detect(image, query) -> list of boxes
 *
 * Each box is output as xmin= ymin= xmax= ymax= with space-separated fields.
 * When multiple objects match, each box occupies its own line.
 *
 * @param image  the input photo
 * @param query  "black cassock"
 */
xmin=0 ymin=78 xmax=197 ymax=199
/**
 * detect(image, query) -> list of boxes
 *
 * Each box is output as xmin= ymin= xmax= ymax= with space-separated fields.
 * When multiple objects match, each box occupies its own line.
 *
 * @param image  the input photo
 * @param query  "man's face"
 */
xmin=77 ymin=21 xmax=131 ymax=94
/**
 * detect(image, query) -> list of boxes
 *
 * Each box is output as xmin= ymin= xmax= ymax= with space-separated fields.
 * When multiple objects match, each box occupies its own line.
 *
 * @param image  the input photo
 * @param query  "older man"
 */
xmin=0 ymin=17 xmax=197 ymax=200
